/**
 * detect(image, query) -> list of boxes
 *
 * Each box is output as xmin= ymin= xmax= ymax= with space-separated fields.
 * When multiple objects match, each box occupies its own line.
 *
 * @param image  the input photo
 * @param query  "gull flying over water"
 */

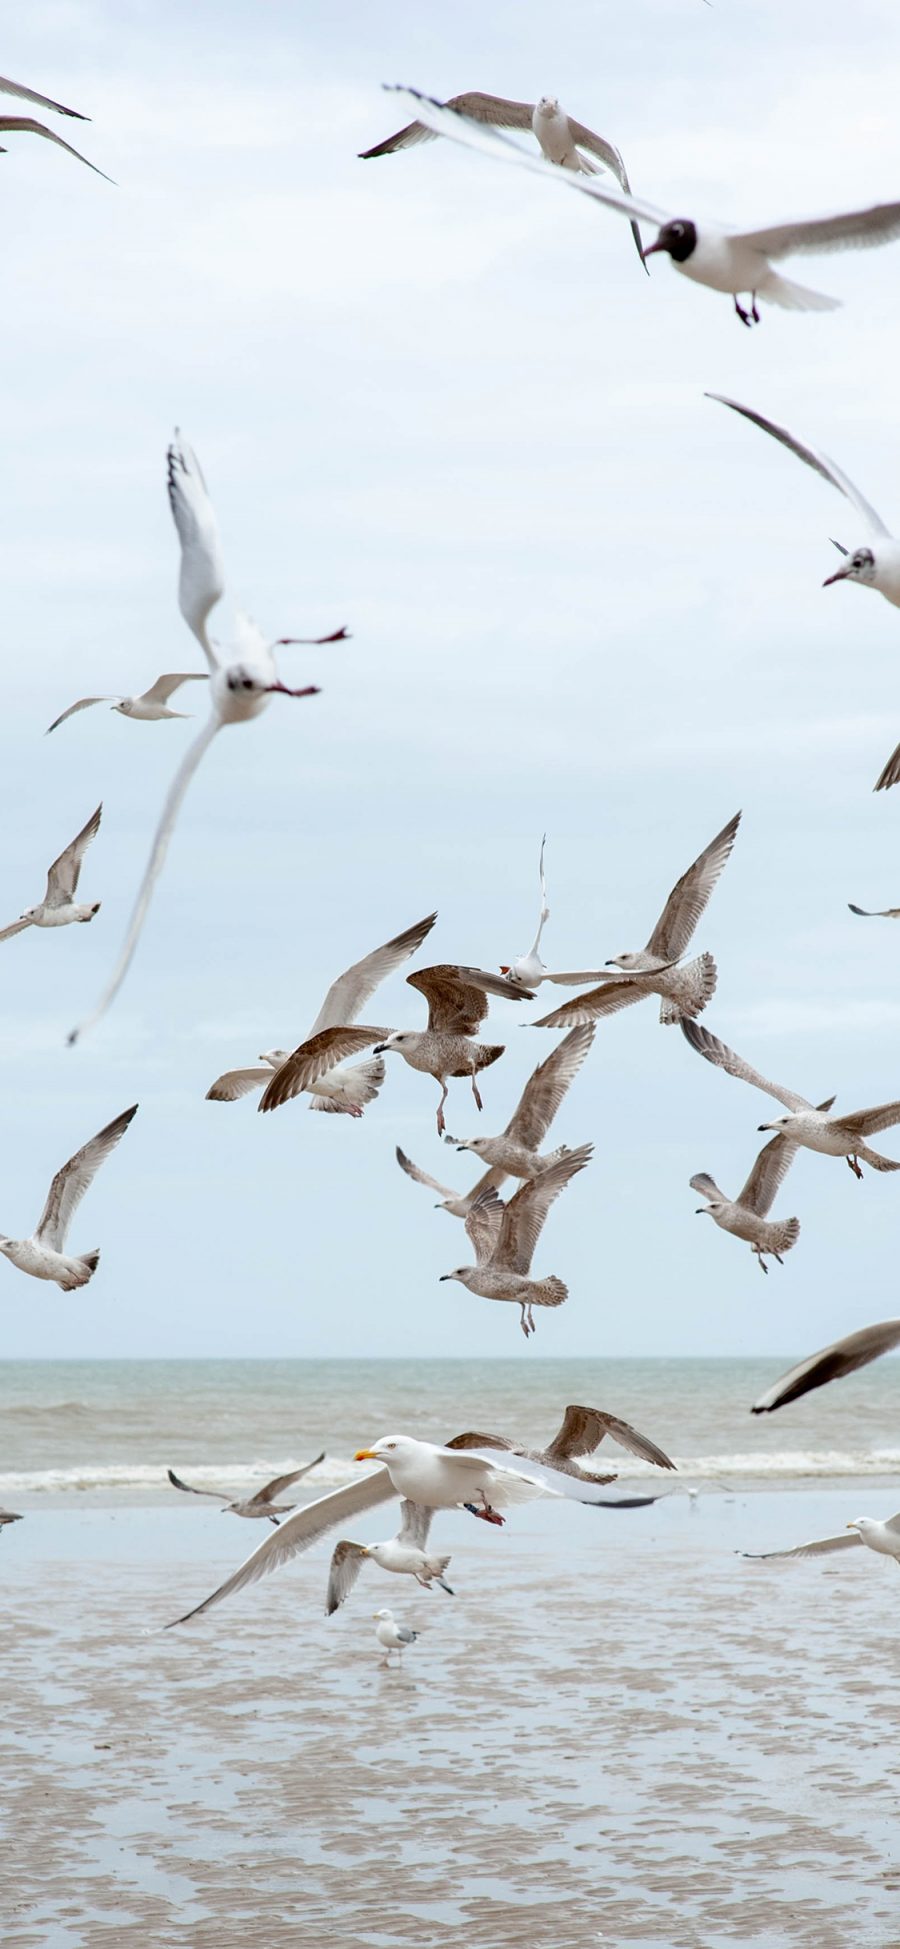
xmin=0 ymin=1103 xmax=137 ymax=1290
xmin=0 ymin=803 xmax=102 ymax=945
xmin=682 ymin=1017 xmax=900 ymax=1178
xmin=751 ymin=1319 xmax=900 ymax=1414
xmin=0 ymin=72 xmax=110 ymax=181
xmin=446 ymin=1401 xmax=676 ymax=1486
xmin=226 ymin=912 xmax=437 ymax=1116
xmin=385 ymin=88 xmax=900 ymax=324
xmin=742 ymin=1513 xmax=900 ymax=1569
xmin=326 ymin=1501 xmax=454 ymax=1615
xmin=533 ymin=811 xmax=740 ymax=1031
xmin=69 ymin=432 xmax=346 ymax=1041
xmin=46 ymin=672 xmax=208 ymax=735
xmin=691 ymin=1133 xmax=800 ymax=1273
xmin=371 ymin=965 xmax=532 ymax=1134
xmin=440 ymin=1144 xmax=593 ymax=1336
xmin=167 ymin=1455 xmax=325 ymax=1524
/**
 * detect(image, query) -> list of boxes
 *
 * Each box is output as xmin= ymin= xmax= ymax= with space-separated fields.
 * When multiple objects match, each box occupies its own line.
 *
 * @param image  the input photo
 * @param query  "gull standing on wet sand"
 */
xmin=0 ymin=1104 xmax=137 ymax=1290
xmin=69 ymin=433 xmax=346 ymax=1041
xmin=533 ymin=812 xmax=740 ymax=1031
xmin=373 ymin=1609 xmax=419 ymax=1664
xmin=382 ymin=89 xmax=900 ymax=324
xmin=326 ymin=1502 xmax=454 ymax=1615
xmin=368 ymin=965 xmax=532 ymax=1134
xmin=0 ymin=804 xmax=103 ymax=945
xmin=440 ymin=1144 xmax=593 ymax=1336
xmin=220 ymin=912 xmax=437 ymax=1116
xmin=166 ymin=1455 xmax=325 ymax=1524
xmin=690 ymin=1133 xmax=800 ymax=1272
xmin=45 ymin=672 xmax=208 ymax=735
xmin=682 ymin=1018 xmax=900 ymax=1179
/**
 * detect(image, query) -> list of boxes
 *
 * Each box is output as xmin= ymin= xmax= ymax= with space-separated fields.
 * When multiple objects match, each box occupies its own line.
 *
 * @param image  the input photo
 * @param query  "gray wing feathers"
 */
xmin=256 ymin=1456 xmax=325 ymax=1503
xmin=645 ymin=812 xmax=741 ymax=960
xmin=308 ymin=913 xmax=437 ymax=1036
xmin=45 ymin=803 xmax=102 ymax=906
xmin=752 ymin=1319 xmax=900 ymax=1413
xmin=361 ymin=91 xmax=535 ymax=157
xmin=45 ymin=697 xmax=118 ymax=734
xmin=325 ymin=1541 xmax=368 ymax=1614
xmin=492 ymin=1144 xmax=592 ymax=1273
xmin=0 ymin=116 xmax=111 ymax=180
xmin=506 ymin=1023 xmax=594 ymax=1148
xmin=744 ymin=1533 xmax=863 ymax=1559
xmin=0 ymin=73 xmax=88 ymax=118
xmin=143 ymin=672 xmax=209 ymax=705
xmin=206 ymin=1067 xmax=273 ymax=1103
xmin=707 ymin=396 xmax=890 ymax=538
xmin=34 ymin=1103 xmax=137 ymax=1249
xmin=680 ymin=1018 xmax=812 ymax=1114
xmin=465 ymin=1187 xmax=506 ymax=1263
xmin=0 ymin=918 xmax=33 ymax=943
xmin=397 ymin=1499 xmax=433 ymax=1547
xmin=840 ymin=1100 xmax=900 ymax=1138
xmin=738 ymin=1136 xmax=798 ymax=1216
xmin=737 ymin=202 xmax=900 ymax=261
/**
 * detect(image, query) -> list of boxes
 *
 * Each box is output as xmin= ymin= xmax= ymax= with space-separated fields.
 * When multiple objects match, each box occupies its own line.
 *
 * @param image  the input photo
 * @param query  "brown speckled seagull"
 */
xmin=440 ymin=1143 xmax=592 ymax=1336
xmin=373 ymin=965 xmax=533 ymax=1134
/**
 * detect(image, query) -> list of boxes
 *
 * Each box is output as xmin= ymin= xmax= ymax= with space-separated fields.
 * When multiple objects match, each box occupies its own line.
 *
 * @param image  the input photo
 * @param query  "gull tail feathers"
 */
xmin=540 ymin=1275 xmax=568 ymax=1309
xmin=759 ymin=274 xmax=841 ymax=313
xmin=308 ymin=1057 xmax=386 ymax=1113
xmin=473 ymin=1043 xmax=504 ymax=1073
xmin=659 ymin=951 xmax=717 ymax=1025
xmin=772 ymin=1218 xmax=801 ymax=1256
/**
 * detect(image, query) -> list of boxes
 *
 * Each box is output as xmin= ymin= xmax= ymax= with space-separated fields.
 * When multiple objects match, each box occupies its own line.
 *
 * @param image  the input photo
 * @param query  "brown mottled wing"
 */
xmin=0 ymin=116 xmax=112 ymax=179
xmin=44 ymin=803 xmax=102 ymax=907
xmin=34 ymin=1103 xmax=137 ymax=1250
xmin=645 ymin=811 xmax=741 ymax=960
xmin=408 ymin=964 xmax=530 ymax=1034
xmin=258 ymin=1027 xmax=388 ymax=1112
xmin=464 ymin=1187 xmax=505 ymax=1264
xmin=737 ymin=1136 xmax=798 ymax=1217
xmin=360 ymin=91 xmax=535 ymax=158
xmin=544 ymin=1404 xmax=676 ymax=1472
xmin=680 ymin=1018 xmax=812 ymax=1114
xmin=325 ymin=1540 xmax=368 ymax=1614
xmin=308 ymin=913 xmax=437 ymax=1035
xmin=839 ymin=1100 xmax=900 ymax=1138
xmin=532 ymin=979 xmax=645 ymax=1029
xmin=255 ymin=1455 xmax=325 ymax=1505
xmin=751 ymin=1319 xmax=900 ymax=1414
xmin=491 ymin=1144 xmax=592 ymax=1273
xmin=505 ymin=1022 xmax=594 ymax=1146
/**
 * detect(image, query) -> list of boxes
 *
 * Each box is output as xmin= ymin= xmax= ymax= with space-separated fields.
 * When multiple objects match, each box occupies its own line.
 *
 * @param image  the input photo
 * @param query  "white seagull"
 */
xmin=682 ymin=1017 xmax=900 ymax=1179
xmin=0 ymin=1103 xmax=137 ymax=1290
xmin=46 ymin=672 xmax=208 ymax=735
xmin=385 ymin=88 xmax=900 ymax=325
xmin=373 ymin=1609 xmax=419 ymax=1663
xmin=751 ymin=1319 xmax=900 ymax=1415
xmin=69 ymin=432 xmax=346 ymax=1041
xmin=213 ymin=912 xmax=438 ymax=1117
xmin=326 ymin=1502 xmax=454 ymax=1615
xmin=502 ymin=835 xmax=550 ymax=989
xmin=0 ymin=73 xmax=110 ymax=181
xmin=743 ymin=1514 xmax=900 ymax=1570
xmin=0 ymin=804 xmax=102 ymax=944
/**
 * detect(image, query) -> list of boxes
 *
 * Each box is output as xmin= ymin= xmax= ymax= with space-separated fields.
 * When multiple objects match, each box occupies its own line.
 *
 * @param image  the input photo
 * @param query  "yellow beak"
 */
xmin=355 ymin=1447 xmax=377 ymax=1461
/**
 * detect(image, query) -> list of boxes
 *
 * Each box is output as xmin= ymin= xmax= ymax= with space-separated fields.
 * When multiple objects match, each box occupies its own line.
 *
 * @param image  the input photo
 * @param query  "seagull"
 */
xmin=373 ymin=1609 xmax=419 ymax=1664
xmin=0 ymin=72 xmax=111 ymax=181
xmin=440 ymin=1144 xmax=592 ymax=1336
xmin=0 ymin=804 xmax=102 ymax=945
xmin=326 ymin=1502 xmax=454 ymax=1615
xmin=691 ymin=1134 xmax=800 ymax=1273
xmin=681 ymin=1016 xmax=900 ymax=1179
xmin=502 ymin=835 xmax=550 ymax=989
xmin=167 ymin=1432 xmax=563 ymax=1626
xmin=0 ymin=1103 xmax=137 ymax=1290
xmin=68 ymin=432 xmax=347 ymax=1041
xmin=361 ymin=92 xmax=644 ymax=259
xmin=394 ymin=1144 xmax=507 ymax=1220
xmin=446 ymin=1401 xmax=676 ymax=1483
xmin=450 ymin=1022 xmax=594 ymax=1179
xmin=385 ymin=88 xmax=900 ymax=324
xmin=370 ymin=965 xmax=533 ymax=1134
xmin=221 ymin=912 xmax=437 ymax=1116
xmin=707 ymin=394 xmax=900 ymax=605
xmin=742 ymin=1513 xmax=900 ymax=1569
xmin=849 ymin=903 xmax=900 ymax=919
xmin=751 ymin=1319 xmax=900 ymax=1414
xmin=532 ymin=811 xmax=740 ymax=1031
xmin=45 ymin=673 xmax=208 ymax=735
xmin=166 ymin=1455 xmax=325 ymax=1524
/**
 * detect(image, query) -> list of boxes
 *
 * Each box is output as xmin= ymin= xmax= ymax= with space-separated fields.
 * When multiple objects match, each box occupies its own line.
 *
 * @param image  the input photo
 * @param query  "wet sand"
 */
xmin=5 ymin=1490 xmax=900 ymax=1947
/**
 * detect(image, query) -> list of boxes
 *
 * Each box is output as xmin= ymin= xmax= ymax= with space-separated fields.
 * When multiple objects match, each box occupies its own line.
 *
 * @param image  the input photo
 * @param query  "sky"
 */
xmin=2 ymin=0 xmax=900 ymax=1358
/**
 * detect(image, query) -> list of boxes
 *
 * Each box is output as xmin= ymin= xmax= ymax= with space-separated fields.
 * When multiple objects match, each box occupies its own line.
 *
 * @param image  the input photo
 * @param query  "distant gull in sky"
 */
xmin=682 ymin=1017 xmax=900 ymax=1178
xmin=46 ymin=672 xmax=208 ymax=735
xmin=385 ymin=88 xmax=900 ymax=324
xmin=440 ymin=1144 xmax=593 ymax=1336
xmin=326 ymin=1501 xmax=454 ymax=1615
xmin=0 ymin=803 xmax=102 ymax=945
xmin=751 ymin=1318 xmax=900 ymax=1414
xmin=69 ymin=432 xmax=346 ymax=1041
xmin=373 ymin=1608 xmax=419 ymax=1664
xmin=0 ymin=1103 xmax=137 ymax=1290
xmin=370 ymin=965 xmax=532 ymax=1134
xmin=166 ymin=1455 xmax=325 ymax=1523
xmin=742 ymin=1513 xmax=900 ymax=1569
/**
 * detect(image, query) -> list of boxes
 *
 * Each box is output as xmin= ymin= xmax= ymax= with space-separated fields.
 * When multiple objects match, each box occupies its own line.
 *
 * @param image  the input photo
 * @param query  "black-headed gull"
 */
xmin=691 ymin=1135 xmax=800 ymax=1273
xmin=751 ymin=1319 xmax=900 ymax=1414
xmin=69 ymin=433 xmax=346 ymax=1041
xmin=0 ymin=1103 xmax=137 ymax=1290
xmin=326 ymin=1503 xmax=454 ymax=1615
xmin=0 ymin=803 xmax=102 ymax=945
xmin=46 ymin=672 xmax=208 ymax=734
xmin=166 ymin=1455 xmax=325 ymax=1523
xmin=386 ymin=88 xmax=900 ymax=324
xmin=440 ymin=1144 xmax=593 ymax=1337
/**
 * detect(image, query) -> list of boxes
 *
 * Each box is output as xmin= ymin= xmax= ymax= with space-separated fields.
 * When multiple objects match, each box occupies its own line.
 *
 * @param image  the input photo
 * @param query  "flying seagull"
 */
xmin=451 ymin=1021 xmax=594 ymax=1179
xmin=326 ymin=1501 xmax=454 ymax=1615
xmin=69 ymin=433 xmax=346 ymax=1041
xmin=751 ymin=1319 xmax=900 ymax=1414
xmin=532 ymin=811 xmax=740 ymax=1031
xmin=707 ymin=394 xmax=900 ymax=605
xmin=371 ymin=965 xmax=532 ymax=1134
xmin=446 ymin=1401 xmax=676 ymax=1482
xmin=0 ymin=1510 xmax=23 ymax=1534
xmin=440 ymin=1144 xmax=593 ymax=1336
xmin=691 ymin=1133 xmax=800 ymax=1272
xmin=46 ymin=672 xmax=208 ymax=735
xmin=373 ymin=1608 xmax=419 ymax=1663
xmin=361 ymin=91 xmax=644 ymax=261
xmin=394 ymin=1143 xmax=506 ymax=1220
xmin=0 ymin=1103 xmax=137 ymax=1290
xmin=226 ymin=912 xmax=437 ymax=1116
xmin=502 ymin=835 xmax=550 ymax=989
xmin=742 ymin=1513 xmax=900 ymax=1569
xmin=166 ymin=1455 xmax=325 ymax=1524
xmin=849 ymin=903 xmax=900 ymax=919
xmin=384 ymin=88 xmax=900 ymax=324
xmin=682 ymin=1016 xmax=900 ymax=1178
xmin=0 ymin=804 xmax=102 ymax=945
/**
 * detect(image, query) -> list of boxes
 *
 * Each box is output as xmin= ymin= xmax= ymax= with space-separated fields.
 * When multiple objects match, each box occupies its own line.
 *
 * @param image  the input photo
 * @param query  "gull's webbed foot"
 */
xmin=847 ymin=1154 xmax=864 ymax=1179
xmin=733 ymin=295 xmax=753 ymax=327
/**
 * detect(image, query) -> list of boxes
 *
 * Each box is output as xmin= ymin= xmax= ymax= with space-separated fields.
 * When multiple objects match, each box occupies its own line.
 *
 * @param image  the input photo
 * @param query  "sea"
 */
xmin=3 ymin=1354 xmax=899 ymax=1504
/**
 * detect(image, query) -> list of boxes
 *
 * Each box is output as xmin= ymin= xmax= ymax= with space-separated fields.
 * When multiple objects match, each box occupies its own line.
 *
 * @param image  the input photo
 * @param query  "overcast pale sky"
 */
xmin=2 ymin=0 xmax=900 ymax=1359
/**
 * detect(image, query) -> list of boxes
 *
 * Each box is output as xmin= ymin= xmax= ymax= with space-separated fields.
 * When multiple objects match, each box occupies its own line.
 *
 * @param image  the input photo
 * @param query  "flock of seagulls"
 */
xmin=5 ymin=54 xmax=900 ymax=1649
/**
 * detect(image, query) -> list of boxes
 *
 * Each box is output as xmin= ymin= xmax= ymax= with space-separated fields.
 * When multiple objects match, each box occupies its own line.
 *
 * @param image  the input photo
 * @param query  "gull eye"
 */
xmin=242 ymin=678 xmax=254 ymax=690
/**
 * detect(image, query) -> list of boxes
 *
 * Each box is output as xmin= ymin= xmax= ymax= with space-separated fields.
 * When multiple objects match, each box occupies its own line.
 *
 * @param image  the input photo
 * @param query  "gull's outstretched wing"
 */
xmin=505 ymin=1023 xmax=594 ymax=1148
xmin=141 ymin=672 xmax=210 ymax=706
xmin=167 ymin=1469 xmax=226 ymax=1501
xmin=751 ymin=1319 xmax=900 ymax=1414
xmin=360 ymin=91 xmax=535 ymax=157
xmin=735 ymin=202 xmax=900 ymax=261
xmin=255 ymin=1456 xmax=325 ymax=1505
xmin=875 ymin=739 xmax=900 ymax=794
xmin=396 ymin=1499 xmax=434 ymax=1548
xmin=491 ymin=1144 xmax=592 ymax=1273
xmin=167 ymin=1469 xmax=396 ymax=1626
xmin=0 ymin=918 xmax=33 ymax=943
xmin=680 ymin=1018 xmax=813 ymax=1113
xmin=69 ymin=718 xmax=219 ymax=1041
xmin=544 ymin=1404 xmax=676 ymax=1473
xmin=382 ymin=88 xmax=669 ymax=226
xmin=325 ymin=1540 xmax=369 ymax=1614
xmin=532 ymin=977 xmax=646 ymax=1028
xmin=408 ymin=964 xmax=530 ymax=1034
xmin=0 ymin=74 xmax=87 ymax=119
xmin=737 ymin=1134 xmax=798 ymax=1217
xmin=742 ymin=1532 xmax=863 ymax=1559
xmin=258 ymin=1026 xmax=389 ymax=1112
xmin=708 ymin=396 xmax=890 ymax=538
xmin=849 ymin=903 xmax=900 ymax=918
xmin=396 ymin=1146 xmax=505 ymax=1213
xmin=34 ymin=1103 xmax=137 ymax=1250
xmin=395 ymin=1146 xmax=457 ymax=1201
xmin=167 ymin=432 xmax=227 ymax=667
xmin=566 ymin=118 xmax=644 ymax=262
xmin=307 ymin=913 xmax=437 ymax=1036
xmin=463 ymin=1187 xmax=506 ymax=1264
xmin=206 ymin=1067 xmax=274 ymax=1103
xmin=449 ymin=1444 xmax=618 ymax=1505
xmin=44 ymin=803 xmax=102 ymax=908
xmin=837 ymin=1100 xmax=900 ymax=1139
xmin=645 ymin=811 xmax=741 ymax=961
xmin=45 ymin=697 xmax=120 ymax=734
xmin=0 ymin=116 xmax=112 ymax=180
